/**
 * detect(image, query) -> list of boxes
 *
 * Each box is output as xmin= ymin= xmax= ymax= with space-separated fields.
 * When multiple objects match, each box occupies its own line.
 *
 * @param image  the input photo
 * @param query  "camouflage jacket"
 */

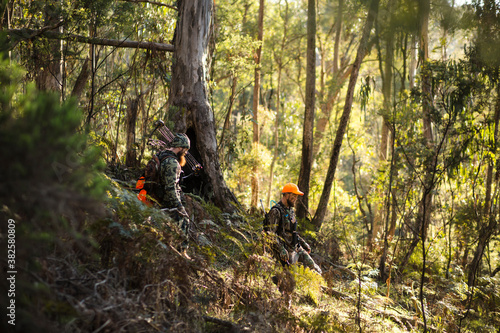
xmin=159 ymin=150 xmax=185 ymax=209
xmin=267 ymin=201 xmax=310 ymax=253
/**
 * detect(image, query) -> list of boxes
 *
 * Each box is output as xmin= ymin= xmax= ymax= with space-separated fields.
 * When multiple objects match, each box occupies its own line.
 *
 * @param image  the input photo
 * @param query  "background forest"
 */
xmin=1 ymin=0 xmax=500 ymax=332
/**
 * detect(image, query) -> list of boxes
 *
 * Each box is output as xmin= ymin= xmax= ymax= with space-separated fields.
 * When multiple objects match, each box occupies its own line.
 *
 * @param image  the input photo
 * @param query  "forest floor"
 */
xmin=6 ymin=169 xmax=499 ymax=333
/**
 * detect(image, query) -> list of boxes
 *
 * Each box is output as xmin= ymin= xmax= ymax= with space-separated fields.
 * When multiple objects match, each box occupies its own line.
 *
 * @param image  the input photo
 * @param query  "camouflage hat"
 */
xmin=170 ymin=133 xmax=190 ymax=149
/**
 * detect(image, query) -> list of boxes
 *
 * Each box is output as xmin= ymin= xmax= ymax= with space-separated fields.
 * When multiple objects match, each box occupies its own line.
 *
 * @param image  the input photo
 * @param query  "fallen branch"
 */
xmin=6 ymin=28 xmax=174 ymax=52
xmin=202 ymin=316 xmax=239 ymax=332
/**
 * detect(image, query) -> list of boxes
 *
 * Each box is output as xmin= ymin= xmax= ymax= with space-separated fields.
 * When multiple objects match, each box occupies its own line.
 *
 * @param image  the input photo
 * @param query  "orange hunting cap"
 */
xmin=281 ymin=183 xmax=304 ymax=196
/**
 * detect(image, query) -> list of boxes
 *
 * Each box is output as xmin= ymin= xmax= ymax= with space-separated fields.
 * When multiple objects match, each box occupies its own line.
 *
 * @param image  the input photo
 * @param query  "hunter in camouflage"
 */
xmin=268 ymin=183 xmax=322 ymax=274
xmin=160 ymin=133 xmax=191 ymax=246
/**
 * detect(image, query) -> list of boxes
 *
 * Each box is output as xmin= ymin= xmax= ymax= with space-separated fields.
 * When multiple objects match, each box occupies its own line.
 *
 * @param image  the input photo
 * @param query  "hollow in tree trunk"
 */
xmin=168 ymin=0 xmax=237 ymax=213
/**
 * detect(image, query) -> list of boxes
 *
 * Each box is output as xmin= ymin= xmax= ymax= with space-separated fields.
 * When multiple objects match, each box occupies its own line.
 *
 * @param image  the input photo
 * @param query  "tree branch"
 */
xmin=6 ymin=28 xmax=174 ymax=52
xmin=202 ymin=316 xmax=239 ymax=332
xmin=120 ymin=0 xmax=177 ymax=10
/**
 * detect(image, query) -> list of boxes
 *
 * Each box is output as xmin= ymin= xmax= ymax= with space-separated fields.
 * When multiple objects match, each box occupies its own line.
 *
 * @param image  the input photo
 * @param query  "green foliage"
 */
xmin=297 ymin=308 xmax=344 ymax=333
xmin=290 ymin=264 xmax=325 ymax=306
xmin=0 ymin=56 xmax=107 ymax=234
xmin=201 ymin=200 xmax=224 ymax=224
xmin=405 ymin=239 xmax=449 ymax=277
xmin=346 ymin=262 xmax=379 ymax=295
xmin=0 ymin=58 xmax=107 ymax=331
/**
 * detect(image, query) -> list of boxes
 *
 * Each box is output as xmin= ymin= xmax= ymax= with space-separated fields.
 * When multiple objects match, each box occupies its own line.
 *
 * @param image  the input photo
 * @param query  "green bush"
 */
xmin=0 ymin=58 xmax=107 ymax=332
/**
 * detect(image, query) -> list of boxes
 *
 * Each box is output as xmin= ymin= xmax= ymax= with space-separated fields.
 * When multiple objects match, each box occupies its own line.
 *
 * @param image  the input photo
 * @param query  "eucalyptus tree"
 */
xmin=4 ymin=0 xmax=238 ymax=211
xmin=266 ymin=0 xmax=292 ymax=206
xmin=313 ymin=0 xmax=355 ymax=161
xmin=296 ymin=0 xmax=317 ymax=220
xmin=165 ymin=0 xmax=238 ymax=212
xmin=312 ymin=0 xmax=380 ymax=230
xmin=213 ymin=0 xmax=258 ymax=159
xmin=375 ymin=0 xmax=423 ymax=280
xmin=251 ymin=0 xmax=265 ymax=210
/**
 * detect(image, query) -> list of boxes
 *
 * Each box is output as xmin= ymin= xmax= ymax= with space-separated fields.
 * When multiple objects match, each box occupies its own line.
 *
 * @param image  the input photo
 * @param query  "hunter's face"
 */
xmin=176 ymin=148 xmax=188 ymax=167
xmin=286 ymin=193 xmax=299 ymax=207
xmin=177 ymin=148 xmax=188 ymax=158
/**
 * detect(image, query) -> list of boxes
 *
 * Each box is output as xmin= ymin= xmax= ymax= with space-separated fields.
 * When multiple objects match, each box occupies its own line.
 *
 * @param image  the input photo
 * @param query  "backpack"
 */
xmin=263 ymin=203 xmax=285 ymax=232
xmin=263 ymin=203 xmax=298 ymax=247
xmin=135 ymin=151 xmax=172 ymax=206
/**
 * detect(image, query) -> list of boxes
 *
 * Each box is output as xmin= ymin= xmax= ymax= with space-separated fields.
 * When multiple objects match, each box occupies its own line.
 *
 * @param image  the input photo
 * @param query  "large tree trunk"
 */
xmin=312 ymin=0 xmax=380 ymax=230
xmin=169 ymin=0 xmax=236 ymax=213
xmin=251 ymin=0 xmax=265 ymax=210
xmin=296 ymin=0 xmax=316 ymax=220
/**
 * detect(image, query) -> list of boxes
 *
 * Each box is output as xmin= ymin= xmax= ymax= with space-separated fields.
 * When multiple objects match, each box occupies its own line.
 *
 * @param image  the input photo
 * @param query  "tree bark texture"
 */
xmin=296 ymin=0 xmax=316 ymax=220
xmin=71 ymin=58 xmax=90 ymax=98
xmin=169 ymin=0 xmax=236 ymax=213
xmin=312 ymin=0 xmax=380 ymax=230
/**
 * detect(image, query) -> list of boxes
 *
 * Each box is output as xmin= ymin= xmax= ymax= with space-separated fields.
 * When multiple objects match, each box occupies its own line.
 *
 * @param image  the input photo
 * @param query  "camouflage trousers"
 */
xmin=289 ymin=247 xmax=322 ymax=274
xmin=163 ymin=207 xmax=190 ymax=246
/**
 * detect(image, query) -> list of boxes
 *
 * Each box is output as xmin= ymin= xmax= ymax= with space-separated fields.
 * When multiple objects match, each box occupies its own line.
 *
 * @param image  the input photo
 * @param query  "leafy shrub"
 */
xmin=0 ymin=58 xmax=107 ymax=332
xmin=291 ymin=264 xmax=325 ymax=305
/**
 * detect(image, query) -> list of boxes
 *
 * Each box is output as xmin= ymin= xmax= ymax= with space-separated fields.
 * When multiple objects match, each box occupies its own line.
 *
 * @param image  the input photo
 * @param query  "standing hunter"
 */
xmin=160 ymin=133 xmax=191 ymax=250
xmin=268 ymin=183 xmax=322 ymax=274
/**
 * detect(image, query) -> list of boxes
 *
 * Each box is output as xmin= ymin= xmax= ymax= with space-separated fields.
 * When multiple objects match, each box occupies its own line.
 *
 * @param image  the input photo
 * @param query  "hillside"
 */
xmin=2 ymin=165 xmax=498 ymax=332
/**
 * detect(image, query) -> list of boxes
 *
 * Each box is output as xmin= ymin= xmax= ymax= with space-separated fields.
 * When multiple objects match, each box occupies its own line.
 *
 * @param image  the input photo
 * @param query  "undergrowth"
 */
xmin=1 ymin=59 xmax=499 ymax=332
